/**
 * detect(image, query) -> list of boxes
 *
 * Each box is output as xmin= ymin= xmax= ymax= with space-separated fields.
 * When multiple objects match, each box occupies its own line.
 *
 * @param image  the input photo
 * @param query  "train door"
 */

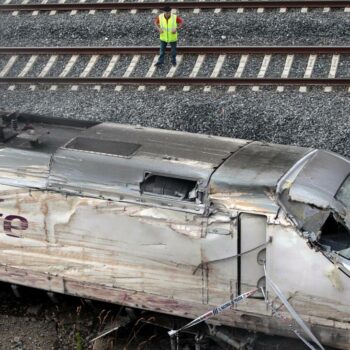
xmin=238 ymin=213 xmax=266 ymax=295
xmin=198 ymin=212 xmax=268 ymax=314
xmin=204 ymin=214 xmax=238 ymax=306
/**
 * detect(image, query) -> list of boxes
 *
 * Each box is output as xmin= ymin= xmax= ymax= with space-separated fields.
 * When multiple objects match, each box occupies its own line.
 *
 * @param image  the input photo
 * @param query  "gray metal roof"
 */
xmin=208 ymin=141 xmax=312 ymax=213
xmin=0 ymin=116 xmax=341 ymax=214
xmin=48 ymin=123 xmax=248 ymax=212
xmin=288 ymin=150 xmax=350 ymax=209
xmin=210 ymin=142 xmax=311 ymax=193
xmin=0 ymin=116 xmax=88 ymax=189
xmin=0 ymin=148 xmax=51 ymax=188
xmin=73 ymin=122 xmax=248 ymax=165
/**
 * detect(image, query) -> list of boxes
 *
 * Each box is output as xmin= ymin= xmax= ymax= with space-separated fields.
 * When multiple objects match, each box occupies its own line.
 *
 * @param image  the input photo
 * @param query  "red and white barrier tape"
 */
xmin=168 ymin=266 xmax=325 ymax=350
xmin=168 ymin=288 xmax=259 ymax=337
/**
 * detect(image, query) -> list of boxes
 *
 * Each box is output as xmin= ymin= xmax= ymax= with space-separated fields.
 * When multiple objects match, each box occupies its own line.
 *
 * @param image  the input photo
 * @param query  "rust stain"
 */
xmin=40 ymin=197 xmax=49 ymax=242
xmin=40 ymin=197 xmax=48 ymax=216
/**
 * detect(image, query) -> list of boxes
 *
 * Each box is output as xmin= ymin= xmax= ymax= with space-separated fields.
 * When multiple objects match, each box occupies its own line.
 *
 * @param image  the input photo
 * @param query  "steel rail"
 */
xmin=0 ymin=77 xmax=349 ymax=86
xmin=1 ymin=46 xmax=350 ymax=55
xmin=0 ymin=0 xmax=349 ymax=11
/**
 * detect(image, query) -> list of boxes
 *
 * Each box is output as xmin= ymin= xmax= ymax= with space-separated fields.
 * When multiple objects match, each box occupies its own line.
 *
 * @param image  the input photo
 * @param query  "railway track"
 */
xmin=1 ymin=46 xmax=350 ymax=91
xmin=1 ymin=0 xmax=350 ymax=14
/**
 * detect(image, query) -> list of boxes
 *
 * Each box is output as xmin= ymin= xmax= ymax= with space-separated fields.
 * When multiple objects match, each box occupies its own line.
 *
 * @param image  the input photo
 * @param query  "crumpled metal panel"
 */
xmin=209 ymin=191 xmax=279 ymax=214
xmin=209 ymin=142 xmax=310 ymax=213
xmin=48 ymin=124 xmax=250 ymax=212
xmin=0 ymin=148 xmax=51 ymax=188
xmin=346 ymin=209 xmax=350 ymax=230
xmin=276 ymin=150 xmax=350 ymax=276
xmin=288 ymin=150 xmax=350 ymax=210
xmin=49 ymin=147 xmax=215 ymax=190
xmin=48 ymin=148 xmax=210 ymax=212
xmin=210 ymin=142 xmax=310 ymax=192
xmin=337 ymin=175 xmax=350 ymax=208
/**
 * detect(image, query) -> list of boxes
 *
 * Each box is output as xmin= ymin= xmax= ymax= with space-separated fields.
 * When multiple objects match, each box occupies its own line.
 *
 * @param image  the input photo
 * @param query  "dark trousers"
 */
xmin=157 ymin=41 xmax=177 ymax=64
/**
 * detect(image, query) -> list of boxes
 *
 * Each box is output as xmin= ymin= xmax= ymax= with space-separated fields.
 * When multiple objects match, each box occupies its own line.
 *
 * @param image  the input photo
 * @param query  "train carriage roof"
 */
xmin=0 ymin=114 xmax=314 ymax=213
xmin=210 ymin=141 xmax=311 ymax=192
xmin=49 ymin=122 xmax=249 ymax=211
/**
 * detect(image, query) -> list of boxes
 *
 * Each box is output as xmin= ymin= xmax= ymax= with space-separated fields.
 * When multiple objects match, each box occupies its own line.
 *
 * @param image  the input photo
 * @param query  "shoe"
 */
xmin=172 ymin=62 xmax=176 ymax=67
xmin=155 ymin=62 xmax=163 ymax=67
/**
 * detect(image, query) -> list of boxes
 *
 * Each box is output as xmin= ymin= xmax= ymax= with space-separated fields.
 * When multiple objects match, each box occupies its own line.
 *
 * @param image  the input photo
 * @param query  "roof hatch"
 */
xmin=65 ymin=137 xmax=141 ymax=157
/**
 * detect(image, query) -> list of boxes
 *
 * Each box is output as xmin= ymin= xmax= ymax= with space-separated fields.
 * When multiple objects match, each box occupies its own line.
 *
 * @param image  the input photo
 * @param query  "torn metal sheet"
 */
xmin=276 ymin=149 xmax=350 ymax=279
xmin=288 ymin=151 xmax=350 ymax=209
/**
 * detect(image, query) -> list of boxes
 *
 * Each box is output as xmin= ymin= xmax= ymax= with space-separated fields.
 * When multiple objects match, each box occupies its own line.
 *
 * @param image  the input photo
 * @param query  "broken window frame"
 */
xmin=317 ymin=213 xmax=350 ymax=254
xmin=276 ymin=160 xmax=350 ymax=277
xmin=140 ymin=172 xmax=206 ymax=206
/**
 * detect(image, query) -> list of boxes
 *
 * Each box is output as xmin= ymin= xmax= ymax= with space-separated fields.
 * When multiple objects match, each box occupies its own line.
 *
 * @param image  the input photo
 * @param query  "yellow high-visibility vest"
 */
xmin=159 ymin=14 xmax=178 ymax=43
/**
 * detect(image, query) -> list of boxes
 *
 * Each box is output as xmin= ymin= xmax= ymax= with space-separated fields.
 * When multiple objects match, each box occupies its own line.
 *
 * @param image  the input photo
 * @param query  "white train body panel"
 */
xmin=0 ymin=113 xmax=349 ymax=348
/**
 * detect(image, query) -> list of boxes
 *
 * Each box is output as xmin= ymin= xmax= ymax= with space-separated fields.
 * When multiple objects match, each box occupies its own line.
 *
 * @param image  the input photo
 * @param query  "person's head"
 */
xmin=162 ymin=6 xmax=171 ymax=18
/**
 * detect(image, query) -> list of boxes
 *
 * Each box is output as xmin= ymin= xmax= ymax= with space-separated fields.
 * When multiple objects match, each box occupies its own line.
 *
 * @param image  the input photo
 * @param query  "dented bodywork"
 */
xmin=0 ymin=112 xmax=349 ymax=349
xmin=277 ymin=149 xmax=350 ymax=279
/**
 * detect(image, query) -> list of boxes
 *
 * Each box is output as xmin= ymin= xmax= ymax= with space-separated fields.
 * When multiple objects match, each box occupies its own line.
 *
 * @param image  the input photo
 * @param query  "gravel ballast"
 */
xmin=1 ymin=12 xmax=350 ymax=47
xmin=1 ymin=89 xmax=349 ymax=158
xmin=0 ymin=5 xmax=349 ymax=350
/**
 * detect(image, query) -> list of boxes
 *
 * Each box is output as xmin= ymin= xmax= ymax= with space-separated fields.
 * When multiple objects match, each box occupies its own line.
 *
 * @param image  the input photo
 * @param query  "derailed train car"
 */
xmin=0 ymin=112 xmax=349 ymax=348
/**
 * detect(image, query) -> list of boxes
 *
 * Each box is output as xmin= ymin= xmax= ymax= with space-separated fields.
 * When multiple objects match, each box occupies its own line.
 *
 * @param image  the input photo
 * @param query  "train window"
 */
xmin=140 ymin=174 xmax=198 ymax=201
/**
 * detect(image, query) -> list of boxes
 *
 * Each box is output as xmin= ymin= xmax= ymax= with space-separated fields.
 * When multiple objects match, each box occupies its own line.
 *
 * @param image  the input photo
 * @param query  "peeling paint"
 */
xmin=165 ymin=157 xmax=214 ymax=170
xmin=325 ymin=265 xmax=344 ymax=291
xmin=0 ymin=116 xmax=348 ymax=349
xmin=209 ymin=192 xmax=278 ymax=214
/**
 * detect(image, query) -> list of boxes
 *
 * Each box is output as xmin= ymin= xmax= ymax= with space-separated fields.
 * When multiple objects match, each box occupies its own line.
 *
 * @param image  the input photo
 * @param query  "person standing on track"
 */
xmin=154 ymin=6 xmax=184 ymax=67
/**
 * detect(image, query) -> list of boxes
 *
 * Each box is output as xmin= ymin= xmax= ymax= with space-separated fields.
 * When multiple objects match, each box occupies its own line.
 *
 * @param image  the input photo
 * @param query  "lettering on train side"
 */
xmin=1 ymin=215 xmax=29 ymax=238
